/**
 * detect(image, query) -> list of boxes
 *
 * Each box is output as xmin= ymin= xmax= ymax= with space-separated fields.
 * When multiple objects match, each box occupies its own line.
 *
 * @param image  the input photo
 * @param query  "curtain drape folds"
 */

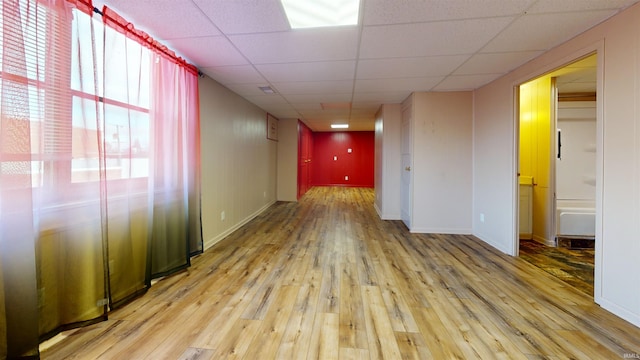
xmin=0 ymin=1 xmax=201 ymax=357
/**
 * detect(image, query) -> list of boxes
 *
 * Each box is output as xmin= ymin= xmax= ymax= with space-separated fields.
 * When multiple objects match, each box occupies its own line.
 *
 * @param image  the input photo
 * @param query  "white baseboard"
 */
xmin=203 ymin=200 xmax=276 ymax=251
xmin=597 ymin=296 xmax=640 ymax=329
xmin=409 ymin=227 xmax=472 ymax=235
xmin=532 ymin=234 xmax=556 ymax=247
xmin=374 ymin=204 xmax=401 ymax=220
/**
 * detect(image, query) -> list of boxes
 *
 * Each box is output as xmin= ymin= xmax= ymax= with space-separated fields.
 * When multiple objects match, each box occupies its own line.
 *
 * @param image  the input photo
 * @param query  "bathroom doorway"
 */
xmin=517 ymin=54 xmax=597 ymax=296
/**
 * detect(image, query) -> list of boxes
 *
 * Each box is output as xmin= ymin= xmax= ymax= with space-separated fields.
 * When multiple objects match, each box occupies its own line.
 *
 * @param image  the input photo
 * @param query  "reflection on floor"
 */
xmin=519 ymin=239 xmax=594 ymax=296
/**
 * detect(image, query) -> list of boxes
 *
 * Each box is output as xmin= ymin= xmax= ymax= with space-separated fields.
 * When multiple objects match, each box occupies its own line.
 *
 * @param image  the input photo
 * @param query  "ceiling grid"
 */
xmin=97 ymin=0 xmax=636 ymax=130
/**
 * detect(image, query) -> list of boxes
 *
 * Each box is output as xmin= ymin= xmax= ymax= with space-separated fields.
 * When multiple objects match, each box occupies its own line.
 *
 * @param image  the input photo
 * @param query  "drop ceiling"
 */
xmin=97 ymin=0 xmax=637 ymax=131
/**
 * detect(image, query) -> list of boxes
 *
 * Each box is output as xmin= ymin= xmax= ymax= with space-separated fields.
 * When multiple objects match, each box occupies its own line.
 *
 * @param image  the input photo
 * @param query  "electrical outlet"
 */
xmin=221 ymin=211 xmax=225 ymax=221
xmin=263 ymin=191 xmax=266 ymax=198
xmin=480 ymin=213 xmax=485 ymax=223
xmin=345 ymin=175 xmax=349 ymax=181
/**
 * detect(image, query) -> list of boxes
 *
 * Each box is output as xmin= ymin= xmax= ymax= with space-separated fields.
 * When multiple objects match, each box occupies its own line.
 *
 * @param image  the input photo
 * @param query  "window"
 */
xmin=1 ymin=5 xmax=153 ymax=192
xmin=70 ymin=9 xmax=151 ymax=183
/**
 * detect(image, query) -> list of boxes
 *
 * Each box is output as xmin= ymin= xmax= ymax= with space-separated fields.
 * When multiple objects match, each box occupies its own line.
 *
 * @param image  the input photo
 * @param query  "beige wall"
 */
xmin=277 ymin=118 xmax=298 ymax=202
xmin=409 ymin=92 xmax=473 ymax=233
xmin=199 ymin=76 xmax=277 ymax=249
xmin=374 ymin=104 xmax=402 ymax=219
xmin=473 ymin=2 xmax=640 ymax=326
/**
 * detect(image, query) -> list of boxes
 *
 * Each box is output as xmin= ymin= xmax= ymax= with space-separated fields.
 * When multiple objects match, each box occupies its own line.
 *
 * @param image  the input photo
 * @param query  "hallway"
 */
xmin=42 ymin=187 xmax=640 ymax=359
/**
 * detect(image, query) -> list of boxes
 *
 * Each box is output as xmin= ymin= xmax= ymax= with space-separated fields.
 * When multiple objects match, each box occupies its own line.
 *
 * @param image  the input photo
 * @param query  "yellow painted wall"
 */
xmin=519 ymin=77 xmax=552 ymax=243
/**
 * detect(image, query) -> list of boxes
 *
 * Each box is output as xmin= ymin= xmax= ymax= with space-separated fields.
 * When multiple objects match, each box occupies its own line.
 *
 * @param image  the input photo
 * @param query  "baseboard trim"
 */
xmin=204 ymin=200 xmax=276 ymax=251
xmin=532 ymin=234 xmax=556 ymax=247
xmin=409 ymin=227 xmax=472 ymax=235
xmin=374 ymin=203 xmax=401 ymax=220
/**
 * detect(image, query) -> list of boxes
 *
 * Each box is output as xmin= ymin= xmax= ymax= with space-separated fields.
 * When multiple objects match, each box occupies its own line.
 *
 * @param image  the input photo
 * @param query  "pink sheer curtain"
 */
xmin=101 ymin=6 xmax=202 ymax=306
xmin=0 ymin=0 xmax=201 ymax=356
xmin=1 ymin=0 xmax=104 ymax=357
xmin=147 ymin=49 xmax=202 ymax=276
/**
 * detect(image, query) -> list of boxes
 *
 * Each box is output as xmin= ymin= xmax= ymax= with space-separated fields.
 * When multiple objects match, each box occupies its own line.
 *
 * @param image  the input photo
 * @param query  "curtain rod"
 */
xmin=90 ymin=5 xmax=203 ymax=77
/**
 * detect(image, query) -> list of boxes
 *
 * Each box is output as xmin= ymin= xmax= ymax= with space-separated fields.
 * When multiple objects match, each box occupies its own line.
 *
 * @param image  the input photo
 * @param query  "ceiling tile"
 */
xmin=166 ymin=36 xmax=248 ymax=67
xmin=193 ymin=0 xmax=290 ymax=34
xmin=482 ymin=10 xmax=618 ymax=52
xmin=351 ymin=102 xmax=381 ymax=111
xmin=291 ymin=101 xmax=323 ymax=108
xmin=269 ymin=110 xmax=301 ymax=119
xmin=283 ymin=93 xmax=353 ymax=104
xmin=223 ymin=83 xmax=278 ymax=97
xmin=99 ymin=0 xmax=639 ymax=130
xmin=363 ymin=0 xmax=534 ymax=25
xmin=527 ymin=0 xmax=638 ymax=13
xmin=351 ymin=109 xmax=378 ymax=118
xmin=244 ymin=95 xmax=294 ymax=112
xmin=229 ymin=28 xmax=359 ymax=64
xmin=360 ymin=17 xmax=514 ymax=58
xmin=454 ymin=51 xmax=543 ymax=75
xmin=352 ymin=91 xmax=412 ymax=103
xmin=299 ymin=108 xmax=351 ymax=118
xmin=271 ymin=81 xmax=354 ymax=95
xmin=200 ymin=65 xmax=267 ymax=85
xmin=256 ymin=61 xmax=356 ymax=82
xmin=100 ymin=0 xmax=221 ymax=39
xmin=433 ymin=74 xmax=499 ymax=90
xmin=355 ymin=77 xmax=444 ymax=92
xmin=356 ymin=55 xmax=469 ymax=79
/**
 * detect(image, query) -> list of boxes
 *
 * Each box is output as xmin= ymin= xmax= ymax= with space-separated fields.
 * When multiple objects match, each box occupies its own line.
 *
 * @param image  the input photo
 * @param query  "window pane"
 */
xmin=72 ymin=99 xmax=150 ymax=182
xmin=71 ymin=11 xmax=151 ymax=184
xmin=71 ymin=10 xmax=102 ymax=95
xmin=71 ymin=96 xmax=100 ymax=182
xmin=103 ymin=27 xmax=150 ymax=108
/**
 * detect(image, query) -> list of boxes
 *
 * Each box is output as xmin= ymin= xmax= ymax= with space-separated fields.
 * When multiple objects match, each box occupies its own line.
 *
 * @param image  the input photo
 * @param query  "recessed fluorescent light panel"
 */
xmin=281 ymin=0 xmax=360 ymax=29
xmin=331 ymin=124 xmax=349 ymax=129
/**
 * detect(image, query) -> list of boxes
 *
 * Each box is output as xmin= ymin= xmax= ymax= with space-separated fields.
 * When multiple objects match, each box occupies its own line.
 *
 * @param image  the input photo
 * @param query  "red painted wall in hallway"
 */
xmin=312 ymin=131 xmax=374 ymax=187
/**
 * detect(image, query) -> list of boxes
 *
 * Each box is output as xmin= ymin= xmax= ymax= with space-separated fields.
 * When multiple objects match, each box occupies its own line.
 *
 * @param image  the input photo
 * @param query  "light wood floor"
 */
xmin=42 ymin=186 xmax=640 ymax=359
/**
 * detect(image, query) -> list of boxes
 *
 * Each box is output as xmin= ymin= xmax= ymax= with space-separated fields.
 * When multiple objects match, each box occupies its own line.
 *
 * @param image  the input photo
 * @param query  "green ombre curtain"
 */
xmin=0 ymin=1 xmax=202 ymax=357
xmin=101 ymin=6 xmax=203 ymax=307
xmin=1 ymin=1 xmax=106 ymax=358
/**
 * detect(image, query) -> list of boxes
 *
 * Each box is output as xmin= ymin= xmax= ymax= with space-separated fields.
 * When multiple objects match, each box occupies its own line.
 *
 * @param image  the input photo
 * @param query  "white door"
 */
xmin=401 ymin=103 xmax=412 ymax=228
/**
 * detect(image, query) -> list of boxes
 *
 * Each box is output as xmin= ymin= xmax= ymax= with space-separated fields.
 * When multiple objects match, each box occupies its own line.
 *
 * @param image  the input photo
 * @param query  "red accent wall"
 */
xmin=312 ymin=131 xmax=374 ymax=187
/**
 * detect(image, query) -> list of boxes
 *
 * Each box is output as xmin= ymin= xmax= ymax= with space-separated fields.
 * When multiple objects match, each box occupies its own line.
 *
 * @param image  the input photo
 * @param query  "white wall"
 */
xmin=374 ymin=104 xmax=402 ymax=220
xmin=472 ymin=3 xmax=640 ymax=327
xmin=277 ymin=118 xmax=298 ymax=202
xmin=556 ymin=101 xmax=597 ymax=203
xmin=199 ymin=76 xmax=277 ymax=249
xmin=410 ymin=92 xmax=473 ymax=233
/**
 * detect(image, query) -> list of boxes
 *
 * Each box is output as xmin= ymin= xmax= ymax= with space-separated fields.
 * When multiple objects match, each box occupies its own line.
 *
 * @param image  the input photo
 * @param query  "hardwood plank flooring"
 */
xmin=519 ymin=239 xmax=594 ymax=296
xmin=41 ymin=187 xmax=640 ymax=359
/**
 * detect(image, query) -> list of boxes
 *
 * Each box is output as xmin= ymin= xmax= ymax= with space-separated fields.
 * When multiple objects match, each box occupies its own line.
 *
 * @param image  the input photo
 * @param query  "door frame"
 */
xmin=400 ymin=97 xmax=413 ymax=229
xmin=512 ymin=43 xmax=604 ymax=302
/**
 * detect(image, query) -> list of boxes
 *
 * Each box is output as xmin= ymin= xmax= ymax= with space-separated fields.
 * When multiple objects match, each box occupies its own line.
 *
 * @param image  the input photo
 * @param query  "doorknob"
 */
xmin=405 ymin=166 xmax=411 ymax=171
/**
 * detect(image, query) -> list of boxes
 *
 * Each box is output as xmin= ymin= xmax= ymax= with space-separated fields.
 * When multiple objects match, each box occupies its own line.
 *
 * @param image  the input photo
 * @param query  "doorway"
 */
xmin=517 ymin=54 xmax=598 ymax=296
